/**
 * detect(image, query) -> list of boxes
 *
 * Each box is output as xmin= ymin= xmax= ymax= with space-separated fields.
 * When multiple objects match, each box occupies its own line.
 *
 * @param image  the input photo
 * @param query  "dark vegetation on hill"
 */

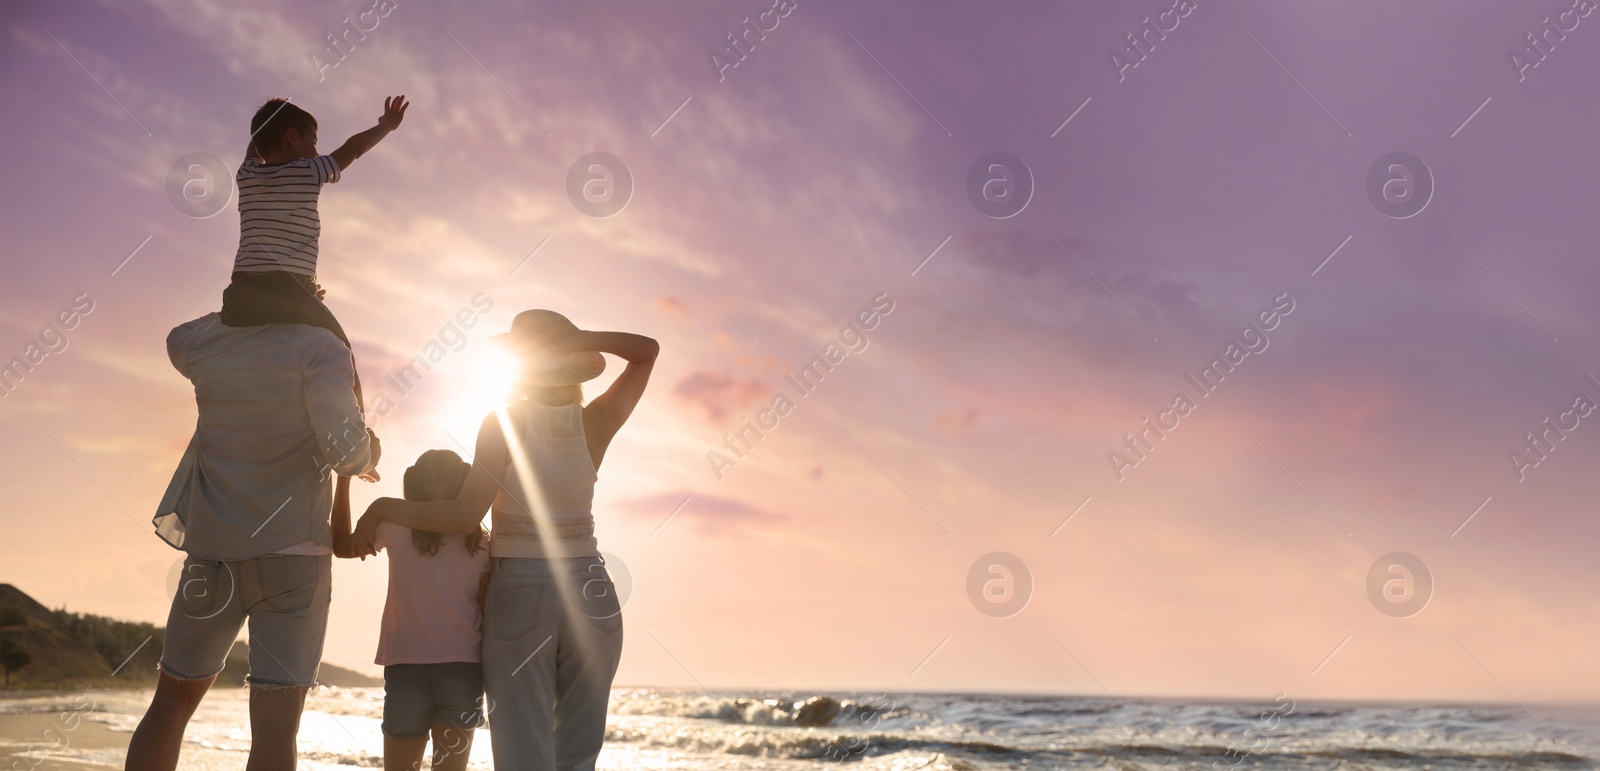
xmin=0 ymin=584 xmax=379 ymax=690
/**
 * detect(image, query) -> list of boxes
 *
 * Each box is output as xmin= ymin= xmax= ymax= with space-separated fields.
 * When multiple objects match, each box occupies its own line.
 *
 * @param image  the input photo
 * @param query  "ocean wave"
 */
xmin=1080 ymin=741 xmax=1596 ymax=765
xmin=5 ymin=688 xmax=1591 ymax=769
xmin=604 ymin=720 xmax=1599 ymax=769
xmin=604 ymin=721 xmax=1016 ymax=761
xmin=611 ymin=693 xmax=907 ymax=727
xmin=1007 ymin=703 xmax=1116 ymax=718
xmin=1297 ymin=746 xmax=1594 ymax=767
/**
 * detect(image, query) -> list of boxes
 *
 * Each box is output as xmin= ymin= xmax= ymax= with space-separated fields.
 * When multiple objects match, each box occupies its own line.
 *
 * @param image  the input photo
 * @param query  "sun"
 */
xmin=437 ymin=341 xmax=521 ymax=441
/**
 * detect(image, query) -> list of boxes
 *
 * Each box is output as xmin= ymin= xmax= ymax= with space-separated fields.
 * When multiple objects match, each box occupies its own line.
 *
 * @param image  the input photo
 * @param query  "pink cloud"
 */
xmin=672 ymin=369 xmax=771 ymax=423
xmin=656 ymin=295 xmax=690 ymax=318
xmin=932 ymin=407 xmax=981 ymax=435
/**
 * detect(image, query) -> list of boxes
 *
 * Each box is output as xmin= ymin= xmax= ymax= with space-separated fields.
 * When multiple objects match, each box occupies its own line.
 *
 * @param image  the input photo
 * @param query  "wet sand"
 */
xmin=0 ymin=688 xmax=403 ymax=770
xmin=0 ymin=708 xmax=129 ymax=770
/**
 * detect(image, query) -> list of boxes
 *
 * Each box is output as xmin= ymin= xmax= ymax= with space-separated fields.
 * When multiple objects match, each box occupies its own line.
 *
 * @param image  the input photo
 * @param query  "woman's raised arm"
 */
xmin=352 ymin=410 xmax=509 ymax=553
xmin=571 ymin=330 xmax=658 ymax=444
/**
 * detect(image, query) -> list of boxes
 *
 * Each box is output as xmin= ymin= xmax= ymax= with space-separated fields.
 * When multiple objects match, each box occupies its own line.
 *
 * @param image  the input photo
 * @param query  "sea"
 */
xmin=2 ymin=687 xmax=1597 ymax=769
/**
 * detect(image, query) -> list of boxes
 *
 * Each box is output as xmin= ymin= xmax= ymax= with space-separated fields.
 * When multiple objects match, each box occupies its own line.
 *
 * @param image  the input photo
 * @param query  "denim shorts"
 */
xmin=159 ymin=553 xmax=332 ymax=688
xmin=383 ymin=662 xmax=486 ymax=739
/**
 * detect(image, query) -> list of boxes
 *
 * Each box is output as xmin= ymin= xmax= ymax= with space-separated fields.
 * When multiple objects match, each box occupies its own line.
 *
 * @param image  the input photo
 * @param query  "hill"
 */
xmin=0 ymin=584 xmax=379 ymax=690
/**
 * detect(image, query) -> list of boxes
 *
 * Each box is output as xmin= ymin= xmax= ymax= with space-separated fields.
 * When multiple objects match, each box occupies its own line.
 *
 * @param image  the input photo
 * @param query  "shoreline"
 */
xmin=0 ymin=687 xmax=1591 ymax=770
xmin=8 ymin=683 xmax=1599 ymax=709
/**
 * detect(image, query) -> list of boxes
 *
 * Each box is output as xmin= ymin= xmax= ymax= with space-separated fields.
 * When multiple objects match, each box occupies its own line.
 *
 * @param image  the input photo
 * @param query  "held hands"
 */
xmin=352 ymin=506 xmax=385 ymax=557
xmin=379 ymin=95 xmax=409 ymax=132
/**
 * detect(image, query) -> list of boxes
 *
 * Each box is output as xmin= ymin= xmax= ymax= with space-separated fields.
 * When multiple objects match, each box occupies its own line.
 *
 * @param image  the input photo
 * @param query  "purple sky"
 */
xmin=3 ymin=0 xmax=1599 ymax=704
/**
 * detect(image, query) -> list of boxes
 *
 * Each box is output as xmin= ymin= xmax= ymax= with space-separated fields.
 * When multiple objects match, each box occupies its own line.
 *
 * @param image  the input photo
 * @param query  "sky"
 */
xmin=2 ymin=0 xmax=1599 ymax=709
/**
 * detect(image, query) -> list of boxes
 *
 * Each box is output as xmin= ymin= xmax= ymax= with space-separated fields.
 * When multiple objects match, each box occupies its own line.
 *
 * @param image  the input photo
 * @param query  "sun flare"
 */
xmin=437 ymin=342 xmax=521 ymax=440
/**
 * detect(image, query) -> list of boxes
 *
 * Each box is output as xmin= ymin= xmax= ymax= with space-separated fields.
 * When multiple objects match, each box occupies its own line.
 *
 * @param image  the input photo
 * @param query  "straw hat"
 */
xmin=492 ymin=310 xmax=606 ymax=386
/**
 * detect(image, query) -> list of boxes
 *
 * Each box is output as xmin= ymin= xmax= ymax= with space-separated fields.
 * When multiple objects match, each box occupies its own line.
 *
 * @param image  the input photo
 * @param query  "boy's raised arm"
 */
xmin=329 ymin=95 xmax=408 ymax=172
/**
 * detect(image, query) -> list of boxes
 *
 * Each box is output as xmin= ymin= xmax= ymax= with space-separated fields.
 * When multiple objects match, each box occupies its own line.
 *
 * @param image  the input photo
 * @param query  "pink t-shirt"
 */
xmin=374 ymin=521 xmax=492 ymax=666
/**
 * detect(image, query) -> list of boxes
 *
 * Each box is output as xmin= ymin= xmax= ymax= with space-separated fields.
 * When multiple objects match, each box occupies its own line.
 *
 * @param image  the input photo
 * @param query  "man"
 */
xmin=128 ymin=310 xmax=380 ymax=771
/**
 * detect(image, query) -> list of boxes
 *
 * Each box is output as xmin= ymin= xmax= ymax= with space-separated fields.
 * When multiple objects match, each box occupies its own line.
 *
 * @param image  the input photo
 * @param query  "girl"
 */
xmin=351 ymin=309 xmax=658 ymax=771
xmin=334 ymin=450 xmax=491 ymax=771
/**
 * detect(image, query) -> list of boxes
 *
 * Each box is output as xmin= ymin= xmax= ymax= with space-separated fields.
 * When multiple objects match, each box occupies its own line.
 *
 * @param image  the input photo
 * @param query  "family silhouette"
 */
xmin=130 ymin=95 xmax=657 ymax=771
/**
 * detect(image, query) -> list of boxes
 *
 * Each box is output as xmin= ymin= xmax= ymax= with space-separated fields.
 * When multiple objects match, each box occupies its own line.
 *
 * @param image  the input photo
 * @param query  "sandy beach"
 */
xmin=0 ymin=687 xmax=431 ymax=770
xmin=1 ymin=708 xmax=129 ymax=770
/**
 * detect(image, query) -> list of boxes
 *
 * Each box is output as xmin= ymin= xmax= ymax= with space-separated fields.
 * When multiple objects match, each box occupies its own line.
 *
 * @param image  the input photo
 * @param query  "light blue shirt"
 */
xmin=155 ymin=314 xmax=372 ymax=561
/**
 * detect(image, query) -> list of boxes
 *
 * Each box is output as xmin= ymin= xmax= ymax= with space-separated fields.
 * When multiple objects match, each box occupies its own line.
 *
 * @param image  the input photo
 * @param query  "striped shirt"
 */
xmin=233 ymin=154 xmax=341 ymax=278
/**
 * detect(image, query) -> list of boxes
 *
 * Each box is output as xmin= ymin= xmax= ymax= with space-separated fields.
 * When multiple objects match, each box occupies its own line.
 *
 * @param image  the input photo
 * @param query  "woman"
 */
xmin=354 ymin=309 xmax=658 ymax=770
